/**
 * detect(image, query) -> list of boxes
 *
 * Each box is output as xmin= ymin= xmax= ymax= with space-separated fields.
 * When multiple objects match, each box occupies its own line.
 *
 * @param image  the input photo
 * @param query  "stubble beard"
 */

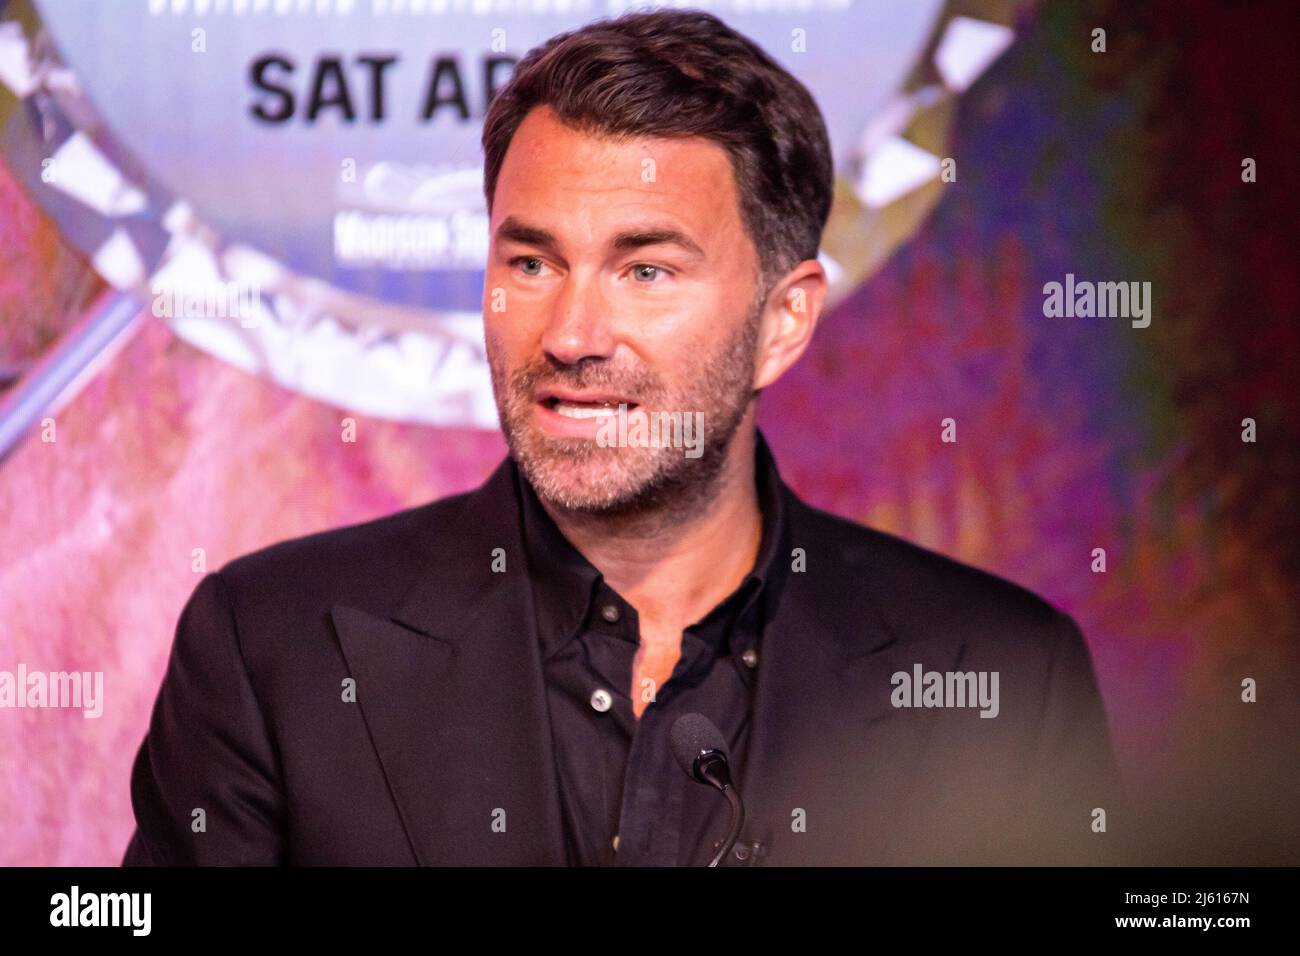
xmin=487 ymin=295 xmax=764 ymax=526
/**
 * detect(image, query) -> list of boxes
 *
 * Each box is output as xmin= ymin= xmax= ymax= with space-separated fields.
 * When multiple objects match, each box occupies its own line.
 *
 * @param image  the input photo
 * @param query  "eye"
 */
xmin=509 ymin=256 xmax=548 ymax=277
xmin=628 ymin=263 xmax=670 ymax=283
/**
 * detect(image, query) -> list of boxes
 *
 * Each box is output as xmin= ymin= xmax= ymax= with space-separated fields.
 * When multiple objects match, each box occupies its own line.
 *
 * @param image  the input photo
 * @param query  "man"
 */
xmin=122 ymin=9 xmax=1120 ymax=866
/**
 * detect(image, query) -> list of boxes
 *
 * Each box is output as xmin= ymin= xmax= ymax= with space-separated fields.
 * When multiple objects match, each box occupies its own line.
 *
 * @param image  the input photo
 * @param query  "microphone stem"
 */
xmin=706 ymin=784 xmax=745 ymax=867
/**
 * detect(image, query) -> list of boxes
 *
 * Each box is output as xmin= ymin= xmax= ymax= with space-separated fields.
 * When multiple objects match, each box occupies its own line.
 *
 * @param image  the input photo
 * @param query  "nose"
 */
xmin=541 ymin=269 xmax=616 ymax=366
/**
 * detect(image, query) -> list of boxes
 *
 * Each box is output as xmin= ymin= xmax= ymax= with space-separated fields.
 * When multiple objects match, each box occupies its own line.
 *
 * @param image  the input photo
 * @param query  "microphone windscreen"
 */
xmin=670 ymin=712 xmax=729 ymax=779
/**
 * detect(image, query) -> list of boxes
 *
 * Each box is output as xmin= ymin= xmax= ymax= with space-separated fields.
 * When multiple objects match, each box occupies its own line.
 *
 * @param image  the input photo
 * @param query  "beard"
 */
xmin=487 ymin=294 xmax=763 ymax=522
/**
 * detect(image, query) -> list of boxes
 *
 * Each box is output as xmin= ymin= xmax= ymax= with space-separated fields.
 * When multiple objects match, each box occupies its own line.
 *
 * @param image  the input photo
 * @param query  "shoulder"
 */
xmin=213 ymin=485 xmax=476 ymax=625
xmin=786 ymin=493 xmax=1074 ymax=650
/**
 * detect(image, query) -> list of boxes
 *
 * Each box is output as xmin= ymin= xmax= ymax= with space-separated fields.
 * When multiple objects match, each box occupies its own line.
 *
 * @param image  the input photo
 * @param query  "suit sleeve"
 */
xmin=1025 ymin=611 xmax=1125 ymax=864
xmin=121 ymin=571 xmax=286 ymax=865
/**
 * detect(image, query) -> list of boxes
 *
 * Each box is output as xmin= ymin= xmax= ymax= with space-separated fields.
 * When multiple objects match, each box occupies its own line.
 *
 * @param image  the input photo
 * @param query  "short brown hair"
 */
xmin=481 ymin=9 xmax=834 ymax=293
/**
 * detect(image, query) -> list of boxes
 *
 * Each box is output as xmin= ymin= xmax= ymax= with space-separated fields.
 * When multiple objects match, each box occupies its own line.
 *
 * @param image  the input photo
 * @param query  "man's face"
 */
xmin=484 ymin=105 xmax=766 ymax=516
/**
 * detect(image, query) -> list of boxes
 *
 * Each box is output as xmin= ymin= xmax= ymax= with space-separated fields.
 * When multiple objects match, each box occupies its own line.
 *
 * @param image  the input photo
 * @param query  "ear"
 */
xmin=753 ymin=259 xmax=828 ymax=390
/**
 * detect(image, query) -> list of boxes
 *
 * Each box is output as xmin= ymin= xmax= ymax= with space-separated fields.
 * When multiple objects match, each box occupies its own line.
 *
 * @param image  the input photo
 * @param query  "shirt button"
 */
xmin=600 ymin=603 xmax=621 ymax=623
xmin=741 ymin=648 xmax=759 ymax=669
xmin=590 ymin=688 xmax=613 ymax=712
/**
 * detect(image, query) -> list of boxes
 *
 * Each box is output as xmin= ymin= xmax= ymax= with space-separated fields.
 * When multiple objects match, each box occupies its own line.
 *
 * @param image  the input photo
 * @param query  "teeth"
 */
xmin=554 ymin=401 xmax=619 ymax=419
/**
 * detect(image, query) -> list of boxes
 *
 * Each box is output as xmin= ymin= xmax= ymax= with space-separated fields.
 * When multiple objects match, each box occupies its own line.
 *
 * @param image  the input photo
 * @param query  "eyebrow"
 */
xmin=494 ymin=215 xmax=706 ymax=260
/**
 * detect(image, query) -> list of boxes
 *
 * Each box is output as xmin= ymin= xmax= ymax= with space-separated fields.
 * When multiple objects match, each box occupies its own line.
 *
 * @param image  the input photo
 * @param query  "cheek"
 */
xmin=482 ymin=318 xmax=521 ymax=379
xmin=486 ymin=272 xmax=555 ymax=327
xmin=631 ymin=329 xmax=716 ymax=393
xmin=483 ymin=301 xmax=540 ymax=358
xmin=649 ymin=292 xmax=745 ymax=362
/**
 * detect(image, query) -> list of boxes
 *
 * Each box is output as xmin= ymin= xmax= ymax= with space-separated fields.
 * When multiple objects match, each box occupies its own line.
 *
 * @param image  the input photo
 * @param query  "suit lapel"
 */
xmin=330 ymin=458 xmax=567 ymax=865
xmin=738 ymin=489 xmax=967 ymax=864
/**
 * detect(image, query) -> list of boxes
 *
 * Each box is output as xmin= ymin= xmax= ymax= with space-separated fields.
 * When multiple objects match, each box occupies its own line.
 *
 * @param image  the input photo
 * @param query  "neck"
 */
xmin=541 ymin=426 xmax=764 ymax=633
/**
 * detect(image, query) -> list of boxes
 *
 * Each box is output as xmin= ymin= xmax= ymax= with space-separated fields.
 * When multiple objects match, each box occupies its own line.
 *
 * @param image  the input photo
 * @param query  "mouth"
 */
xmin=536 ymin=389 xmax=640 ymax=420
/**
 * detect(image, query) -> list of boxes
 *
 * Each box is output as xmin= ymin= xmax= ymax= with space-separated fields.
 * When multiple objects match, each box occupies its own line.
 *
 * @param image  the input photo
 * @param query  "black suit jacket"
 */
xmin=122 ymin=450 xmax=1122 ymax=866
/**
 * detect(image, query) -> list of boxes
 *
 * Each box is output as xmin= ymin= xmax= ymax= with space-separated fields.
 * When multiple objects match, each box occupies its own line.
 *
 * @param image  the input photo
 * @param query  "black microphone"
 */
xmin=670 ymin=713 xmax=745 ymax=867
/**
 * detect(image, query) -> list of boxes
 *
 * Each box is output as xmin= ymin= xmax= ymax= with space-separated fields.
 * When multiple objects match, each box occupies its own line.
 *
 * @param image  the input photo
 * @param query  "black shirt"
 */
xmin=515 ymin=434 xmax=791 ymax=866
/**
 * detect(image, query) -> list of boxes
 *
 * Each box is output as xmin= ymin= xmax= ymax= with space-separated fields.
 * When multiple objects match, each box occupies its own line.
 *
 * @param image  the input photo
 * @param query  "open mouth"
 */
xmin=539 ymin=395 xmax=640 ymax=420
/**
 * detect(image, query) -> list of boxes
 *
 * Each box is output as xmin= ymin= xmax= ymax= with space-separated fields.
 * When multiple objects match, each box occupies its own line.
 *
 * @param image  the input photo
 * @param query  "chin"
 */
xmin=530 ymin=458 xmax=653 ymax=512
xmin=516 ymin=442 xmax=667 ymax=512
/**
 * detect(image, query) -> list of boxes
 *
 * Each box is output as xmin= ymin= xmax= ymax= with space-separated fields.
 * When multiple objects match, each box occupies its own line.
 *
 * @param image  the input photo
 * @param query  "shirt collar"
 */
xmin=515 ymin=429 xmax=790 ymax=660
